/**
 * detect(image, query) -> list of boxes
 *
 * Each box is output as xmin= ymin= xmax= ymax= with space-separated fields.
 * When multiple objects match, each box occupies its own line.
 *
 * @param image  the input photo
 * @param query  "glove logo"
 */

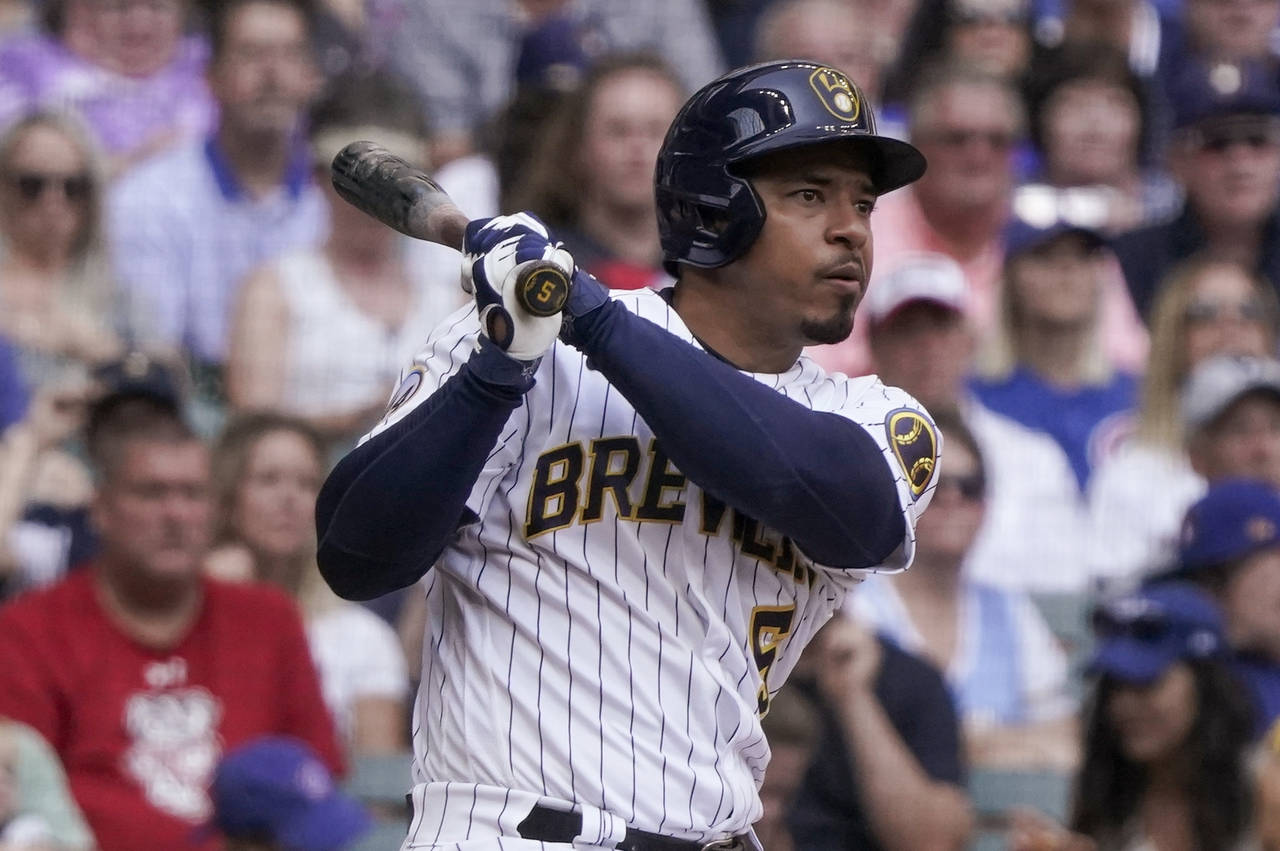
xmin=885 ymin=408 xmax=937 ymax=497
xmin=809 ymin=67 xmax=861 ymax=123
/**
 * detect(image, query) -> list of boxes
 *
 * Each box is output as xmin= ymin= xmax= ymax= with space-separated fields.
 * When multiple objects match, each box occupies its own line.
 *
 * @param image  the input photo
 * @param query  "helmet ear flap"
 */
xmin=657 ymin=172 xmax=765 ymax=274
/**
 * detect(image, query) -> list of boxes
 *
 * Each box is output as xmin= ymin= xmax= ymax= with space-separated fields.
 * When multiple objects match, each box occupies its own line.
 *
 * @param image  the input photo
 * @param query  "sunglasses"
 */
xmin=7 ymin=172 xmax=92 ymax=203
xmin=935 ymin=472 xmax=986 ymax=500
xmin=1185 ymin=297 xmax=1269 ymax=324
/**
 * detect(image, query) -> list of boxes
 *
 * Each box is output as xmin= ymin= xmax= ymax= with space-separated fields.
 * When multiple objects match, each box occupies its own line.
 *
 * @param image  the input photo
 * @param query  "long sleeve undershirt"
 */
xmin=316 ymin=304 xmax=905 ymax=601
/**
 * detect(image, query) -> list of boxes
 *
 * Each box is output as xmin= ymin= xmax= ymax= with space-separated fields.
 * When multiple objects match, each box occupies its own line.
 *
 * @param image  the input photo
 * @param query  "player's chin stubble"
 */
xmin=801 ymin=292 xmax=858 ymax=345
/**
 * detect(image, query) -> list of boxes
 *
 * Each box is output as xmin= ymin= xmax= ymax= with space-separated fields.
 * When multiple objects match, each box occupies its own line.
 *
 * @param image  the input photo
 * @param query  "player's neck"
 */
xmin=671 ymin=277 xmax=801 ymax=373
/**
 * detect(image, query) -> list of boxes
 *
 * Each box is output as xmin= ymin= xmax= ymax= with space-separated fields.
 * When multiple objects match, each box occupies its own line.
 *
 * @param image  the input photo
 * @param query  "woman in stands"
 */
xmin=1013 ymin=582 xmax=1256 ymax=850
xmin=207 ymin=411 xmax=409 ymax=759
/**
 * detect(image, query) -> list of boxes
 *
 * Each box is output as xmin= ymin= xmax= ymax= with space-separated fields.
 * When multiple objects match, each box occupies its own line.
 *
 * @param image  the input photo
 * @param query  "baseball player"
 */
xmin=316 ymin=60 xmax=938 ymax=850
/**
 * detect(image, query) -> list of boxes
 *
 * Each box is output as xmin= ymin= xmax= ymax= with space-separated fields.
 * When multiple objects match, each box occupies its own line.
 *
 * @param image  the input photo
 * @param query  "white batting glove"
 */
xmin=462 ymin=213 xmax=575 ymax=362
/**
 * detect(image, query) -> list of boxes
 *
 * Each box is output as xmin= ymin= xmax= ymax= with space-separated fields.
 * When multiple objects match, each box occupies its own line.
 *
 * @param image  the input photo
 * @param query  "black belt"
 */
xmin=516 ymin=803 xmax=749 ymax=850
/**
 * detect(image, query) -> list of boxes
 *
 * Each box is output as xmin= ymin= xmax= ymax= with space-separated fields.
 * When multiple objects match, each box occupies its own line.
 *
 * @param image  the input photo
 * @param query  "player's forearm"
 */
xmin=567 ymin=300 xmax=904 ymax=567
xmin=315 ymin=342 xmax=532 ymax=600
xmin=838 ymin=689 xmax=974 ymax=851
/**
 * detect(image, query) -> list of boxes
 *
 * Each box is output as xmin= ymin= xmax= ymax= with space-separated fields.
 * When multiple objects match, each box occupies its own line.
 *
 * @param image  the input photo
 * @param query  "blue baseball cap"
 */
xmin=1088 ymin=583 xmax=1227 ymax=684
xmin=210 ymin=737 xmax=371 ymax=851
xmin=1168 ymin=59 xmax=1280 ymax=133
xmin=1175 ymin=478 xmax=1280 ymax=573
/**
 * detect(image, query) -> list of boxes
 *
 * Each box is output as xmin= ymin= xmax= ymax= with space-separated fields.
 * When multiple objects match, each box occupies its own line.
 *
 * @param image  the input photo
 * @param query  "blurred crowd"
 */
xmin=2 ymin=0 xmax=1280 ymax=848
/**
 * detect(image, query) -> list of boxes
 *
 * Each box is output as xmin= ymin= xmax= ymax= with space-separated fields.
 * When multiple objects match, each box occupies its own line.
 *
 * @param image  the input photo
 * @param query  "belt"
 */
xmin=516 ymin=803 xmax=749 ymax=851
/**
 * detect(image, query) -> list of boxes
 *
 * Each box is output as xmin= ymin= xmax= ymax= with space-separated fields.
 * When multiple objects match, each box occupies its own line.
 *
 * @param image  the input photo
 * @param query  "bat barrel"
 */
xmin=331 ymin=141 xmax=453 ymax=245
xmin=331 ymin=139 xmax=571 ymax=316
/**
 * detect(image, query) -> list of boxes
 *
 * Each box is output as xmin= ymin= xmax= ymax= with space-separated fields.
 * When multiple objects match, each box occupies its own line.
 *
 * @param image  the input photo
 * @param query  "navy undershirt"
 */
xmin=316 ymin=301 xmax=904 ymax=600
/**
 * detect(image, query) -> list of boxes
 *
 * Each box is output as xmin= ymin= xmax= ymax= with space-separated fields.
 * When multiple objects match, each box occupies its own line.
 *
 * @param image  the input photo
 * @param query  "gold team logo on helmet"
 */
xmin=809 ymin=67 xmax=862 ymax=123
xmin=885 ymin=409 xmax=938 ymax=497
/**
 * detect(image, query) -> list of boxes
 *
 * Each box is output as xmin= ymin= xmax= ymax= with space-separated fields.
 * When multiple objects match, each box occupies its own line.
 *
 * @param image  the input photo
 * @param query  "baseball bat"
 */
xmin=330 ymin=140 xmax=570 ymax=318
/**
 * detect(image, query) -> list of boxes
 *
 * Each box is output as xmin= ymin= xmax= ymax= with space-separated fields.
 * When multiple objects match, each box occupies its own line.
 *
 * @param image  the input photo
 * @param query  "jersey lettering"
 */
xmin=525 ymin=443 xmax=585 ymax=537
xmin=582 ymin=437 xmax=642 ymax=523
xmin=635 ymin=440 xmax=686 ymax=522
xmin=526 ymin=439 xmax=811 ymax=583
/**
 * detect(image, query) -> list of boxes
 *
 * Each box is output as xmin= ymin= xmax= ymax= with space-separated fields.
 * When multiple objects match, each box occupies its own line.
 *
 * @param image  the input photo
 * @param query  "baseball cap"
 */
xmin=1168 ymin=59 xmax=1280 ymax=134
xmin=1004 ymin=183 xmax=1109 ymax=259
xmin=91 ymin=351 xmax=183 ymax=408
xmin=1181 ymin=354 xmax=1280 ymax=433
xmin=1174 ymin=477 xmax=1280 ymax=574
xmin=513 ymin=12 xmax=598 ymax=92
xmin=863 ymin=252 xmax=968 ymax=325
xmin=209 ymin=736 xmax=371 ymax=851
xmin=1088 ymin=582 xmax=1227 ymax=684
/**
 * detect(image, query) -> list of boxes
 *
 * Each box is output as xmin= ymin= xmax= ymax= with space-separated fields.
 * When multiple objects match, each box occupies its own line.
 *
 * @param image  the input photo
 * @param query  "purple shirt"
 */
xmin=0 ymin=33 xmax=215 ymax=157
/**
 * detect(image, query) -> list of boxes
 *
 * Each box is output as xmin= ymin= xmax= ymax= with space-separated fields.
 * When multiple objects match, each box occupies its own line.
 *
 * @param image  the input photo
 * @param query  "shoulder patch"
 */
xmin=385 ymin=365 xmax=426 ymax=415
xmin=885 ymin=408 xmax=937 ymax=497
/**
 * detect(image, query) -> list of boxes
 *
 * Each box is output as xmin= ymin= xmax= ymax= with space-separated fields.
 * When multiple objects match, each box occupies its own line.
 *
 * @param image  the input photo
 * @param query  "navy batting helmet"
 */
xmin=655 ymin=60 xmax=926 ymax=274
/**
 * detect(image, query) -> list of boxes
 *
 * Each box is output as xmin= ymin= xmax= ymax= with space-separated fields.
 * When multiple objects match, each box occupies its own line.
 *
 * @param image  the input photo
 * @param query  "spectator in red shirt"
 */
xmin=0 ymin=389 xmax=342 ymax=851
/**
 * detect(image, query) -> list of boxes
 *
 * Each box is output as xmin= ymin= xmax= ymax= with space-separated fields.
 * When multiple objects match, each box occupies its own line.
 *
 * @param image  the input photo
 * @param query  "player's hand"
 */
xmin=462 ymin=213 xmax=573 ymax=362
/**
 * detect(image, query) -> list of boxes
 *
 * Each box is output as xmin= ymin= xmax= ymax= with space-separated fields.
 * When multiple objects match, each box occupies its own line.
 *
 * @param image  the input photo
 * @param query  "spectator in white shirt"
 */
xmin=1089 ymin=258 xmax=1280 ymax=583
xmin=851 ymin=410 xmax=1079 ymax=770
xmin=206 ymin=412 xmax=409 ymax=759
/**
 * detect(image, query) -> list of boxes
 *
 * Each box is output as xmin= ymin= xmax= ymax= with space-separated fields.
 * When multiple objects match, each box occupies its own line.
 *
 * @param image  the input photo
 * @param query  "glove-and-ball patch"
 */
xmin=885 ymin=408 xmax=937 ymax=497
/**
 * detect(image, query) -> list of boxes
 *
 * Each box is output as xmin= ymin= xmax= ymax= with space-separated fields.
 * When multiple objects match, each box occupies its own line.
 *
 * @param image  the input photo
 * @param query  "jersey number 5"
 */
xmin=750 ymin=604 xmax=796 ymax=716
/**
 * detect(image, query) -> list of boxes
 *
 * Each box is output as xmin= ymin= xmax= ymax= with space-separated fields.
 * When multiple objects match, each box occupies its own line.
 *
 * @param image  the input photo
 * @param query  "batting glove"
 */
xmin=462 ymin=213 xmax=574 ymax=362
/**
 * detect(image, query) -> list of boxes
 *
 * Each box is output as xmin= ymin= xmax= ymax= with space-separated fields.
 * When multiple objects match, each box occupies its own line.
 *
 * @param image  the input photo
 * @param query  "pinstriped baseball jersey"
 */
xmin=363 ymin=287 xmax=937 ymax=846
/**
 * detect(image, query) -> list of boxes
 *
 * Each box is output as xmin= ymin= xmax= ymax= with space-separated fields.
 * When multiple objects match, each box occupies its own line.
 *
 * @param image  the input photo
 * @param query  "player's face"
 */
xmin=208 ymin=1 xmax=317 ymax=139
xmin=731 ymin=144 xmax=877 ymax=350
xmin=93 ymin=440 xmax=212 ymax=584
xmin=1107 ymin=663 xmax=1199 ymax=764
xmin=233 ymin=429 xmax=323 ymax=562
xmin=913 ymin=438 xmax=985 ymax=566
xmin=1181 ymin=263 xmax=1274 ymax=369
xmin=1220 ymin=547 xmax=1280 ymax=657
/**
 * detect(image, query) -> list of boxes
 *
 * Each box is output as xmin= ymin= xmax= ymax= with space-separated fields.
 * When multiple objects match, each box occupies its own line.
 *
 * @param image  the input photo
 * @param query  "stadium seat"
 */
xmin=344 ymin=752 xmax=413 ymax=851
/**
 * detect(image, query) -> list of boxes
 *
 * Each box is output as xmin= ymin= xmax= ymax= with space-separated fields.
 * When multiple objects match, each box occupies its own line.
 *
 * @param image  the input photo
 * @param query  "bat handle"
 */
xmin=512 ymin=259 xmax=571 ymax=317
